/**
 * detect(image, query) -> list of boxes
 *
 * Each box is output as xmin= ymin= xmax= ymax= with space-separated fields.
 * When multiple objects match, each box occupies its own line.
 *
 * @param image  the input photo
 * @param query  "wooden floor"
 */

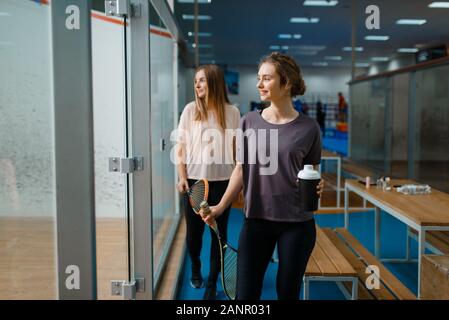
xmin=0 ymin=191 xmax=366 ymax=300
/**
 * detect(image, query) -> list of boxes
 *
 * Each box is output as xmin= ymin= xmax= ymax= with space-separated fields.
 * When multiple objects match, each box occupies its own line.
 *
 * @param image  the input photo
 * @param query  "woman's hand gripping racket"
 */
xmin=186 ymin=179 xmax=238 ymax=300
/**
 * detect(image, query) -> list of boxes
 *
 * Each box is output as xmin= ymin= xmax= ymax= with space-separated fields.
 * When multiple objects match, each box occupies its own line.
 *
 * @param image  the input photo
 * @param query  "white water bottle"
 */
xmin=297 ymin=165 xmax=321 ymax=211
xmin=397 ymin=184 xmax=431 ymax=195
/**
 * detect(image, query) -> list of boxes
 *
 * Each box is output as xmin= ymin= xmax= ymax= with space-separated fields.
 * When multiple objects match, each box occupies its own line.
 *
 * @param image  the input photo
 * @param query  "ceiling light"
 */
xmin=270 ymin=45 xmax=281 ymax=50
xmin=343 ymin=46 xmax=363 ymax=52
xmin=281 ymin=46 xmax=290 ymax=50
xmin=191 ymin=43 xmax=212 ymax=48
xmin=356 ymin=62 xmax=371 ymax=67
xmin=304 ymin=0 xmax=338 ymax=6
xmin=296 ymin=51 xmax=318 ymax=56
xmin=182 ymin=14 xmax=212 ymax=20
xmin=372 ymin=57 xmax=390 ymax=62
xmin=365 ymin=35 xmax=390 ymax=41
xmin=325 ymin=56 xmax=342 ymax=61
xmin=296 ymin=45 xmax=326 ymax=51
xmin=396 ymin=19 xmax=427 ymax=25
xmin=188 ymin=31 xmax=212 ymax=37
xmin=313 ymin=62 xmax=329 ymax=67
xmin=278 ymin=34 xmax=292 ymax=39
xmin=290 ymin=17 xmax=320 ymax=23
xmin=398 ymin=48 xmax=419 ymax=53
xmin=293 ymin=34 xmax=302 ymax=39
xmin=428 ymin=2 xmax=449 ymax=8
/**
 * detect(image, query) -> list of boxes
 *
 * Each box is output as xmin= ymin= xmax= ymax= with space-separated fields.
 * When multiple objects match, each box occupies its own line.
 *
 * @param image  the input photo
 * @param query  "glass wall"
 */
xmin=149 ymin=2 xmax=179 ymax=286
xmin=91 ymin=8 xmax=129 ymax=299
xmin=350 ymin=78 xmax=389 ymax=173
xmin=413 ymin=65 xmax=449 ymax=192
xmin=0 ymin=0 xmax=56 ymax=299
xmin=350 ymin=63 xmax=449 ymax=193
xmin=390 ymin=73 xmax=410 ymax=178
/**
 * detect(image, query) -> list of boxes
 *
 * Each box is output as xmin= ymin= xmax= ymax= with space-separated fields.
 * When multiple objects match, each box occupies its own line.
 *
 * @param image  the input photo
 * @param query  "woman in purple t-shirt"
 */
xmin=202 ymin=52 xmax=324 ymax=300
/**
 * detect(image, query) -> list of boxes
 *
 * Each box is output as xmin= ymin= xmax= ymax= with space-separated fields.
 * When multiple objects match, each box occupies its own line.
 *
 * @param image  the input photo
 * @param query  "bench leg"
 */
xmin=406 ymin=226 xmax=411 ymax=261
xmin=351 ymin=278 xmax=358 ymax=300
xmin=303 ymin=277 xmax=310 ymax=300
xmin=418 ymin=230 xmax=425 ymax=299
xmin=375 ymin=207 xmax=381 ymax=259
xmin=337 ymin=157 xmax=341 ymax=208
xmin=344 ymin=186 xmax=349 ymax=229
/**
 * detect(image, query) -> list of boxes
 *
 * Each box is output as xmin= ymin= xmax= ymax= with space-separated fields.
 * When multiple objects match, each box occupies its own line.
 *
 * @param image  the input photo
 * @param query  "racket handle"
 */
xmin=200 ymin=201 xmax=218 ymax=230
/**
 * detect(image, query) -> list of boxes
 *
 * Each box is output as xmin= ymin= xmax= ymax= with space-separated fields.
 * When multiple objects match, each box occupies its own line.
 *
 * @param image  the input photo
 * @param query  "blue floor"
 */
xmin=323 ymin=137 xmax=348 ymax=156
xmin=177 ymin=208 xmax=422 ymax=300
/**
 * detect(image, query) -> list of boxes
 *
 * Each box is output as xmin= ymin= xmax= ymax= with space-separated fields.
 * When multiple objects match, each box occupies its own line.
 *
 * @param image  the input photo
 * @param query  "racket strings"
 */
xmin=188 ymin=180 xmax=206 ymax=213
xmin=222 ymin=245 xmax=238 ymax=300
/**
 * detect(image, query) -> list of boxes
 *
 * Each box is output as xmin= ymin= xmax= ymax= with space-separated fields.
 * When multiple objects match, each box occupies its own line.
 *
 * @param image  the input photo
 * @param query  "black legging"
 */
xmin=184 ymin=179 xmax=231 ymax=283
xmin=237 ymin=218 xmax=316 ymax=300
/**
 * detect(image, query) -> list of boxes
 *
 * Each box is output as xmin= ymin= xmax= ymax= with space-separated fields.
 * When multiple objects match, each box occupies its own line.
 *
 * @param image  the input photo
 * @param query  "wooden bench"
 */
xmin=322 ymin=228 xmax=416 ymax=300
xmin=304 ymin=226 xmax=358 ymax=299
xmin=409 ymin=229 xmax=449 ymax=255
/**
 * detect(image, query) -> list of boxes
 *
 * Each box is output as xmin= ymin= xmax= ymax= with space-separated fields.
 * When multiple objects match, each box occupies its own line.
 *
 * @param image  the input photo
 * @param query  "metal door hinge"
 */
xmin=111 ymin=278 xmax=145 ymax=300
xmin=105 ymin=0 xmax=141 ymax=18
xmin=109 ymin=157 xmax=143 ymax=173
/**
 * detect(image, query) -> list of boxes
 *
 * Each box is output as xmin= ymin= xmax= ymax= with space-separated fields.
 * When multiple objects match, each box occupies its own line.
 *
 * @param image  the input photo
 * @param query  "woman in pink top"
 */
xmin=176 ymin=64 xmax=240 ymax=299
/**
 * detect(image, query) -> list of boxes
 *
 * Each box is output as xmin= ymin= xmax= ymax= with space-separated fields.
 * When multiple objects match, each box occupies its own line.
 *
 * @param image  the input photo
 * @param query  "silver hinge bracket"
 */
xmin=111 ymin=278 xmax=145 ymax=299
xmin=105 ymin=0 xmax=140 ymax=17
xmin=109 ymin=157 xmax=143 ymax=173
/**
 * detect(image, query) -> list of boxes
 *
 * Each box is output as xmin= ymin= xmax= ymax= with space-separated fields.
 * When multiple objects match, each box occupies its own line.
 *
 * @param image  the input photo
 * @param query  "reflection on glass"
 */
xmin=91 ymin=8 xmax=129 ymax=299
xmin=414 ymin=65 xmax=449 ymax=192
xmin=0 ymin=0 xmax=56 ymax=299
xmin=350 ymin=78 xmax=388 ymax=172
xmin=149 ymin=4 xmax=178 ymax=285
xmin=390 ymin=73 xmax=410 ymax=178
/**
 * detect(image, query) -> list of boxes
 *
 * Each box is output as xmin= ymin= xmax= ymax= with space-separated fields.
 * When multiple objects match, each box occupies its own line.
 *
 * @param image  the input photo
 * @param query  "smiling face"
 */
xmin=257 ymin=62 xmax=290 ymax=102
xmin=194 ymin=69 xmax=208 ymax=99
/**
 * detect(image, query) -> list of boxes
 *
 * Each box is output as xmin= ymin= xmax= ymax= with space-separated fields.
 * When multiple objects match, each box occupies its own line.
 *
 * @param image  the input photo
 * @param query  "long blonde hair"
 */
xmin=194 ymin=64 xmax=230 ymax=130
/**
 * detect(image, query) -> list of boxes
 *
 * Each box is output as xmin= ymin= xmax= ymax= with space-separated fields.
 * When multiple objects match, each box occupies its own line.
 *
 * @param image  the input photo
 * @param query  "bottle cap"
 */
xmin=297 ymin=165 xmax=321 ymax=180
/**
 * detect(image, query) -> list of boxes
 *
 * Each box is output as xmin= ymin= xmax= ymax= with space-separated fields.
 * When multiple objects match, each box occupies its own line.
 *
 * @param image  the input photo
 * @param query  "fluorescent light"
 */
xmin=365 ymin=35 xmax=390 ymax=41
xmin=343 ymin=46 xmax=363 ymax=52
xmin=191 ymin=43 xmax=212 ymax=48
xmin=296 ymin=51 xmax=318 ymax=56
xmin=372 ymin=57 xmax=390 ymax=62
xmin=188 ymin=31 xmax=212 ymax=37
xmin=281 ymin=46 xmax=290 ymax=50
xmin=278 ymin=34 xmax=292 ymax=39
xmin=304 ymin=0 xmax=338 ymax=6
xmin=178 ymin=0 xmax=211 ymax=3
xmin=325 ymin=56 xmax=342 ymax=61
xmin=313 ymin=62 xmax=329 ymax=67
xmin=296 ymin=45 xmax=326 ymax=51
xmin=290 ymin=17 xmax=320 ymax=23
xmin=398 ymin=48 xmax=419 ymax=53
xmin=356 ymin=62 xmax=371 ymax=67
xmin=396 ymin=19 xmax=427 ymax=25
xmin=293 ymin=34 xmax=302 ymax=39
xmin=270 ymin=45 xmax=281 ymax=50
xmin=182 ymin=14 xmax=212 ymax=20
xmin=429 ymin=2 xmax=449 ymax=8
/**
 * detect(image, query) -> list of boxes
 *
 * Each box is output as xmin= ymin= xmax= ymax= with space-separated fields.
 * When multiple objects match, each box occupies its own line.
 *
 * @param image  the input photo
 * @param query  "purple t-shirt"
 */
xmin=236 ymin=110 xmax=321 ymax=222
